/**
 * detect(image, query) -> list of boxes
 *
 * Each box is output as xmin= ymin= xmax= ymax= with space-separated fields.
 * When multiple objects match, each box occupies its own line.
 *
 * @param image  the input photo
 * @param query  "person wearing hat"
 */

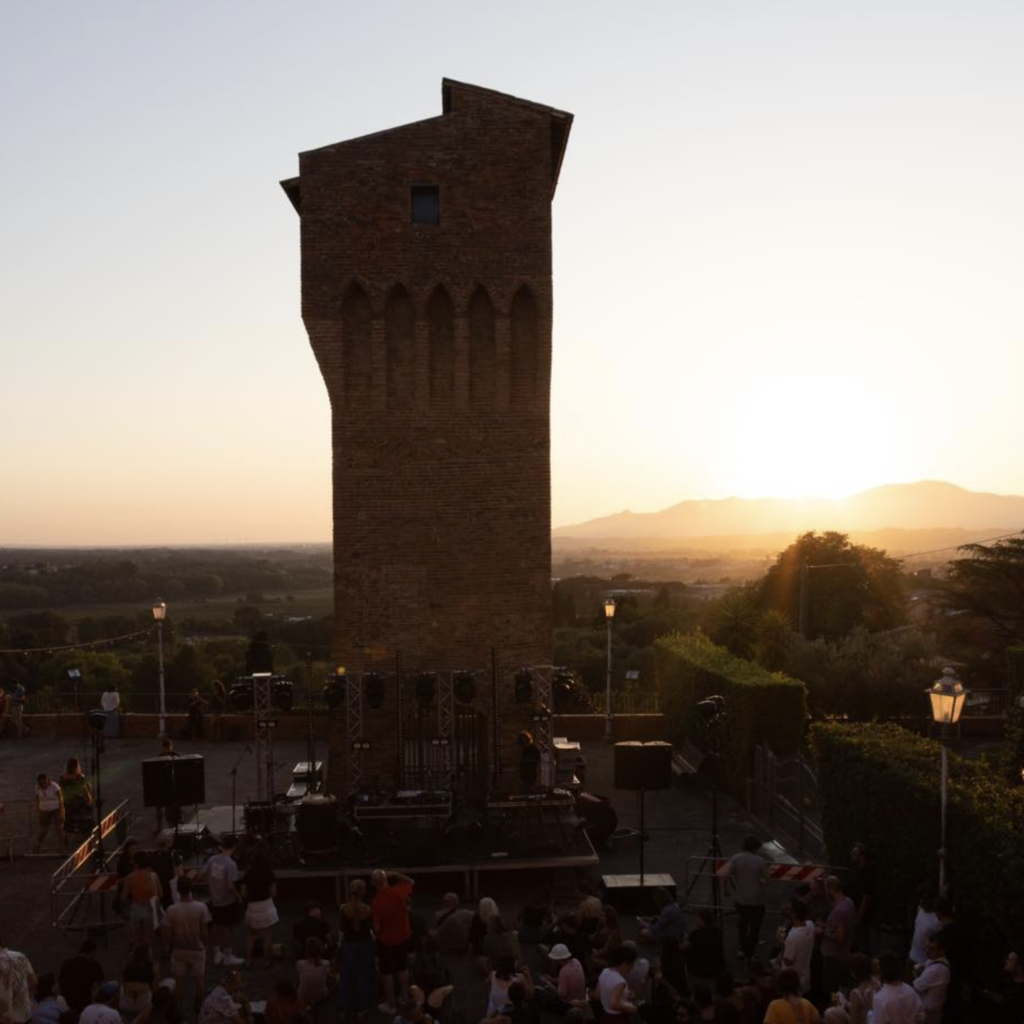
xmin=535 ymin=944 xmax=587 ymax=1014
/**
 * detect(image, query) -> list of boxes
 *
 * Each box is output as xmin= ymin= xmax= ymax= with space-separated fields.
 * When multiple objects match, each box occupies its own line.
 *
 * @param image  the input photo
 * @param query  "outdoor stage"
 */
xmin=179 ymin=793 xmax=600 ymax=903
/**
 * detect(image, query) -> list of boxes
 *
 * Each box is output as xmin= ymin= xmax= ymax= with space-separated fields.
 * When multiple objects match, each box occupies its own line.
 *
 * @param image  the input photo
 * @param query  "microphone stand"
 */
xmin=230 ymin=746 xmax=252 ymax=835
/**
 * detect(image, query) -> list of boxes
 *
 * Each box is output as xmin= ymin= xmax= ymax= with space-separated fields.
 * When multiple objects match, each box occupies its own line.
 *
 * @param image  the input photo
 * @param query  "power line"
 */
xmin=0 ymin=627 xmax=154 ymax=656
xmin=897 ymin=529 xmax=1024 ymax=563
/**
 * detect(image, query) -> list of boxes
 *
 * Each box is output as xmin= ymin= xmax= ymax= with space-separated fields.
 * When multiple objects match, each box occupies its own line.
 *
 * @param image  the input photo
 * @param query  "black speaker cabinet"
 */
xmin=614 ymin=741 xmax=673 ymax=790
xmin=142 ymin=754 xmax=206 ymax=807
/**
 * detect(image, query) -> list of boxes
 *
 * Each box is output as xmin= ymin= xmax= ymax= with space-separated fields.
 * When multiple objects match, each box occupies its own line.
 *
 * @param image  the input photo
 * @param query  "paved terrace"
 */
xmin=0 ymin=729 xmax=797 ymax=1019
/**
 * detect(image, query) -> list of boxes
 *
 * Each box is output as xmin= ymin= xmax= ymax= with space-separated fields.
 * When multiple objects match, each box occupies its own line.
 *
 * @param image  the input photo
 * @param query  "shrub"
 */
xmin=655 ymin=630 xmax=806 ymax=796
xmin=811 ymin=721 xmax=1024 ymax=968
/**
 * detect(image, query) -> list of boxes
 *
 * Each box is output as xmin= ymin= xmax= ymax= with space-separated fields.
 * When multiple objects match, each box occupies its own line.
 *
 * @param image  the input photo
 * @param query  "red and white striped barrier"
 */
xmin=716 ymin=860 xmax=824 ymax=881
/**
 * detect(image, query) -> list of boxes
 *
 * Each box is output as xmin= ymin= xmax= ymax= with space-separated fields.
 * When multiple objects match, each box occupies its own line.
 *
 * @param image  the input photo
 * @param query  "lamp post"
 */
xmin=152 ymin=599 xmax=167 ymax=737
xmin=604 ymin=597 xmax=616 ymax=740
xmin=926 ymin=666 xmax=968 ymax=895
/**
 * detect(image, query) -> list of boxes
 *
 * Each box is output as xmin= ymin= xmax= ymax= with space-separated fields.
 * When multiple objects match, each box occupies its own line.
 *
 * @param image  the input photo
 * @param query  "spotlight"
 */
xmin=697 ymin=694 xmax=726 ymax=723
xmin=272 ymin=677 xmax=294 ymax=712
xmin=553 ymin=667 xmax=574 ymax=711
xmin=514 ymin=668 xmax=533 ymax=704
xmin=454 ymin=670 xmax=477 ymax=704
xmin=415 ymin=672 xmax=437 ymax=710
xmin=365 ymin=672 xmax=386 ymax=710
xmin=85 ymin=709 xmax=107 ymax=732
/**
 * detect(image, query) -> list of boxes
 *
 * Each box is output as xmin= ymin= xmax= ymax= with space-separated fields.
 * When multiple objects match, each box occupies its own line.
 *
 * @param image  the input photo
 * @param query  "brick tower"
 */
xmin=282 ymin=79 xmax=572 ymax=795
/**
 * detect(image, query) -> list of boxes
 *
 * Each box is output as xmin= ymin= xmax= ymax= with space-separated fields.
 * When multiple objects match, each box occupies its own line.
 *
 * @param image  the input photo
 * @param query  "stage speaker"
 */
xmin=614 ymin=741 xmax=673 ymax=791
xmin=142 ymin=754 xmax=206 ymax=807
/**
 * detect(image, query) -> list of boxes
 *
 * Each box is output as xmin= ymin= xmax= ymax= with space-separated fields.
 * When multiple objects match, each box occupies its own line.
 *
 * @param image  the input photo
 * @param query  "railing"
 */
xmin=752 ymin=743 xmax=826 ymax=863
xmin=959 ymin=688 xmax=1009 ymax=718
xmin=610 ymin=690 xmax=660 ymax=715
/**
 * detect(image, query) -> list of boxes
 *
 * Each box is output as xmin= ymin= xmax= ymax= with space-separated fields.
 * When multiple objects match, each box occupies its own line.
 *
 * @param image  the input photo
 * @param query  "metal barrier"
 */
xmin=681 ymin=854 xmax=844 ymax=916
xmin=51 ymin=799 xmax=132 ymax=930
xmin=0 ymin=800 xmax=34 ymax=861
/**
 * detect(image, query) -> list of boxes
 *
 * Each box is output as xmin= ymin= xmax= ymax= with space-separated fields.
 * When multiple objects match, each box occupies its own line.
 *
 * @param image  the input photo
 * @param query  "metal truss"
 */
xmin=345 ymin=673 xmax=365 ymax=792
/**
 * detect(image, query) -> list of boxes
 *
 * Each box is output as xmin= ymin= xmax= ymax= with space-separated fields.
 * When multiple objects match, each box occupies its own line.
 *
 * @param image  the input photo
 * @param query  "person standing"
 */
xmin=338 ymin=878 xmax=376 ymax=1018
xmin=872 ymin=951 xmax=921 ymax=1024
xmin=161 ymin=876 xmax=211 ymax=1012
xmin=371 ymin=868 xmax=415 ymax=1015
xmin=914 ymin=933 xmax=952 ymax=1024
xmin=846 ymin=842 xmax=876 ymax=955
xmin=518 ymin=731 xmax=541 ymax=792
xmin=821 ymin=875 xmax=858 ymax=999
xmin=100 ymin=686 xmax=121 ymax=739
xmin=33 ymin=773 xmax=66 ymax=855
xmin=155 ymin=738 xmax=180 ymax=834
xmin=60 ymin=758 xmax=95 ymax=836
xmin=187 ymin=689 xmax=206 ymax=741
xmin=780 ymin=899 xmax=815 ymax=997
xmin=121 ymin=851 xmax=163 ymax=951
xmin=0 ymin=937 xmax=37 ymax=1024
xmin=203 ymin=836 xmax=244 ymax=967
xmin=241 ymin=848 xmax=279 ymax=969
xmin=10 ymin=681 xmax=27 ymax=738
xmin=721 ymin=835 xmax=769 ymax=960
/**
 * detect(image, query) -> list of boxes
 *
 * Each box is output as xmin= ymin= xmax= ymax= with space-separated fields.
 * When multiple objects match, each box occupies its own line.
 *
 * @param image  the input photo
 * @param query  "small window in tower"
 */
xmin=411 ymin=185 xmax=440 ymax=225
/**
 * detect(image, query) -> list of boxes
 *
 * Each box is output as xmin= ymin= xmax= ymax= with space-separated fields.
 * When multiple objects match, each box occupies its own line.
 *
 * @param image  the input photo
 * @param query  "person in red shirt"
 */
xmin=371 ymin=869 xmax=415 ymax=1015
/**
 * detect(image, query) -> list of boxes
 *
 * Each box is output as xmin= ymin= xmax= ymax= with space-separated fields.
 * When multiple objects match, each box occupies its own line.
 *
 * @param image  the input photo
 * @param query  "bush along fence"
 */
xmin=811 ymin=721 xmax=1024 ymax=969
xmin=655 ymin=630 xmax=806 ymax=798
xmin=1006 ymin=646 xmax=1024 ymax=777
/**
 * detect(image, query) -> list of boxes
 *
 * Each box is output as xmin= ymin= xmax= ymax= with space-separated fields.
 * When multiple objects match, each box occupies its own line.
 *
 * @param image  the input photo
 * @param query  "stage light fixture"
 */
xmin=85 ymin=708 xmax=107 ymax=732
xmin=454 ymin=670 xmax=477 ymax=704
xmin=415 ymin=672 xmax=437 ymax=709
xmin=365 ymin=672 xmax=386 ymax=710
xmin=272 ymin=677 xmax=294 ymax=712
xmin=514 ymin=668 xmax=533 ymax=704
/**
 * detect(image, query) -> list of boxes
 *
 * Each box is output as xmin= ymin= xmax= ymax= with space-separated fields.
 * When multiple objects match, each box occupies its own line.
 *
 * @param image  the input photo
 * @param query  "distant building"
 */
xmin=282 ymin=79 xmax=572 ymax=793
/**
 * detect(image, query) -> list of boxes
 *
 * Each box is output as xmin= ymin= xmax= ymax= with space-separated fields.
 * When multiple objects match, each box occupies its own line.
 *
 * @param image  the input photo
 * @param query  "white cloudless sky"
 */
xmin=2 ymin=0 xmax=1023 ymax=543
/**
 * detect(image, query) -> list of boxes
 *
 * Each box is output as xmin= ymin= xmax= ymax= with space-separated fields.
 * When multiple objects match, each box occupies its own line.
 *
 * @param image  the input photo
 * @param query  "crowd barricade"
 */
xmin=0 ymin=800 xmax=37 ymax=861
xmin=682 ymin=854 xmax=844 ymax=917
xmin=50 ymin=799 xmax=132 ymax=930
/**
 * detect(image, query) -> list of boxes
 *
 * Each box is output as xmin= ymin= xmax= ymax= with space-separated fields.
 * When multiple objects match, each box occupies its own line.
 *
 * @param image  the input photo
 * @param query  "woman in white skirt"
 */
xmin=241 ymin=848 xmax=279 ymax=968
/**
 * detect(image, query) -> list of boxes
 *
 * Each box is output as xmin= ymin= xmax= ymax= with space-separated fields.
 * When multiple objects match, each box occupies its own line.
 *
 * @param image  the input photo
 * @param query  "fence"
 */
xmin=751 ymin=743 xmax=826 ymax=863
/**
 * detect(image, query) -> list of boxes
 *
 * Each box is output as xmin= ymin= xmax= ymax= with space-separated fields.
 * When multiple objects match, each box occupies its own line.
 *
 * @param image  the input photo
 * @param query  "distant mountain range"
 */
xmin=553 ymin=482 xmax=1024 ymax=554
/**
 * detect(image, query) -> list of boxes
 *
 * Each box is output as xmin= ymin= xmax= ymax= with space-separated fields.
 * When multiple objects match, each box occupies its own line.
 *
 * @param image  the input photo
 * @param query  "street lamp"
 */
xmin=926 ymin=666 xmax=968 ymax=894
xmin=152 ymin=599 xmax=167 ymax=737
xmin=604 ymin=597 xmax=616 ymax=740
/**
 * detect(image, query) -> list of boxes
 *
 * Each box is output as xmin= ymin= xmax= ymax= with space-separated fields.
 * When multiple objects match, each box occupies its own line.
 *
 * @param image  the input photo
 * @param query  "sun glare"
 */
xmin=709 ymin=322 xmax=925 ymax=502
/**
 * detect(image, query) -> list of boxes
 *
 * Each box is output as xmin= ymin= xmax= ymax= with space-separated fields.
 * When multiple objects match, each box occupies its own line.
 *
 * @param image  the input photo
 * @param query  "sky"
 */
xmin=2 ymin=0 xmax=1023 ymax=544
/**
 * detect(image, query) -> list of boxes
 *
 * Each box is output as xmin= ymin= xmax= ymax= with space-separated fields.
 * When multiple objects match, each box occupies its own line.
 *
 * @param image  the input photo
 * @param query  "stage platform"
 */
xmin=183 ymin=804 xmax=600 ymax=902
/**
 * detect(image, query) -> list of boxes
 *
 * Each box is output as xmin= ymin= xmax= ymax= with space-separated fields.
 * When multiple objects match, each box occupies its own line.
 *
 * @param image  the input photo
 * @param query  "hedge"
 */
xmin=655 ymin=631 xmax=806 ymax=796
xmin=812 ymin=721 xmax=1024 ymax=967
xmin=1006 ymin=646 xmax=1024 ymax=776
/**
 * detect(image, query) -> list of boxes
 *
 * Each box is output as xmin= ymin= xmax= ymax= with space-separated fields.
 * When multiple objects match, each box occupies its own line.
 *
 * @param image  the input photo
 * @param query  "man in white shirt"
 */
xmin=203 ymin=836 xmax=244 ymax=966
xmin=873 ymin=951 xmax=922 ymax=1024
xmin=913 ymin=933 xmax=951 ymax=1024
xmin=781 ymin=899 xmax=815 ymax=995
xmin=0 ymin=939 xmax=37 ymax=1024
xmin=33 ymin=773 xmax=66 ymax=855
xmin=721 ymin=835 xmax=769 ymax=959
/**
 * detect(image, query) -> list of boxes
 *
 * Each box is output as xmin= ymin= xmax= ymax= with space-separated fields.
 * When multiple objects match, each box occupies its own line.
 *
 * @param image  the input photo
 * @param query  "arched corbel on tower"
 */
xmin=341 ymin=283 xmax=373 ymax=407
xmin=509 ymin=285 xmax=539 ymax=411
xmin=385 ymin=284 xmax=416 ymax=410
xmin=468 ymin=286 xmax=496 ymax=410
xmin=427 ymin=285 xmax=455 ymax=407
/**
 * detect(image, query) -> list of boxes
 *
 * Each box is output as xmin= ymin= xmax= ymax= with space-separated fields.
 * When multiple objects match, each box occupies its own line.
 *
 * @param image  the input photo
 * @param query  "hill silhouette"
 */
xmin=553 ymin=482 xmax=1024 ymax=553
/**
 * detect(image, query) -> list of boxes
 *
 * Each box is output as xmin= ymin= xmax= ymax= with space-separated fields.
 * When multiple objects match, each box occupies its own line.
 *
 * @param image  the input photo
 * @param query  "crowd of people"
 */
xmin=3 ymin=829 xmax=1023 ymax=1024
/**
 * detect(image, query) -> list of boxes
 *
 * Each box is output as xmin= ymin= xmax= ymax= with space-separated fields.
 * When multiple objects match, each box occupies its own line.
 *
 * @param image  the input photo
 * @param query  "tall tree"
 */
xmin=942 ymin=537 xmax=1024 ymax=645
xmin=758 ymin=531 xmax=906 ymax=640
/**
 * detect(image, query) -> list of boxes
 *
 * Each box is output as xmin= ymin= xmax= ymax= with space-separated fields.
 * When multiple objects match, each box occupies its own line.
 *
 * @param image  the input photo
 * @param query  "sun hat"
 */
xmin=549 ymin=943 xmax=572 ymax=961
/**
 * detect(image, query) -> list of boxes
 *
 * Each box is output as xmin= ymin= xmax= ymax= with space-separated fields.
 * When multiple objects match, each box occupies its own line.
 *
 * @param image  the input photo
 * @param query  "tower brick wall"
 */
xmin=283 ymin=80 xmax=572 ymax=793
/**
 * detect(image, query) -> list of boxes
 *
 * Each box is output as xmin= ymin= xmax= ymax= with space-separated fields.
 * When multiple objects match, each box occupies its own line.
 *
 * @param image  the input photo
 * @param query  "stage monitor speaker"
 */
xmin=613 ymin=741 xmax=673 ymax=791
xmin=142 ymin=754 xmax=206 ymax=807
